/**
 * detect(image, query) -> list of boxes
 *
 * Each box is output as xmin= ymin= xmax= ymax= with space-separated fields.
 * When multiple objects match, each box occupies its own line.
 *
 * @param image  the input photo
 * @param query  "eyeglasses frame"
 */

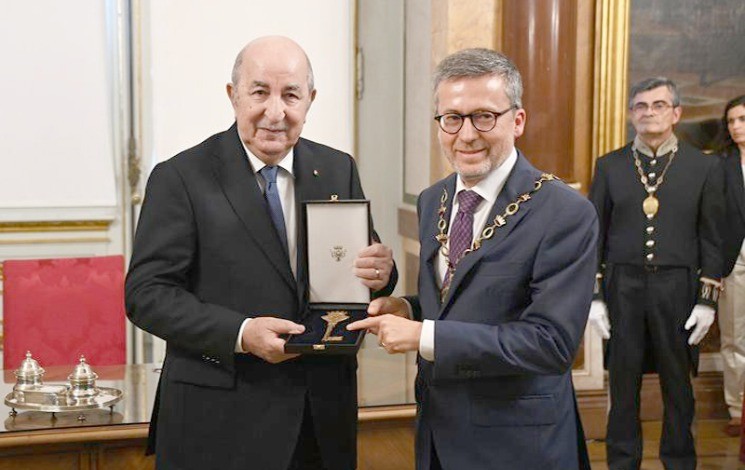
xmin=629 ymin=101 xmax=677 ymax=115
xmin=433 ymin=106 xmax=516 ymax=134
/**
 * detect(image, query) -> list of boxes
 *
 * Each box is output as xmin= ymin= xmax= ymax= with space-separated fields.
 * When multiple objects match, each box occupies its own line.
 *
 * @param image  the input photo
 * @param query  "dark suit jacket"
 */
xmin=125 ymin=124 xmax=395 ymax=470
xmin=407 ymin=154 xmax=597 ymax=469
xmin=722 ymin=148 xmax=745 ymax=277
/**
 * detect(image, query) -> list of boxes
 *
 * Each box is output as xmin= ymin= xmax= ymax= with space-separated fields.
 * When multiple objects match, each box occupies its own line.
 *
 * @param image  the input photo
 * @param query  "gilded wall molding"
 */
xmin=0 ymin=220 xmax=112 ymax=233
xmin=0 ymin=237 xmax=110 ymax=245
xmin=592 ymin=0 xmax=630 ymax=163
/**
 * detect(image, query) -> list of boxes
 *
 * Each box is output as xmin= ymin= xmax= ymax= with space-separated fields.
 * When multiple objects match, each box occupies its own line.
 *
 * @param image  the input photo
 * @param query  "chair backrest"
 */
xmin=2 ymin=255 xmax=126 ymax=370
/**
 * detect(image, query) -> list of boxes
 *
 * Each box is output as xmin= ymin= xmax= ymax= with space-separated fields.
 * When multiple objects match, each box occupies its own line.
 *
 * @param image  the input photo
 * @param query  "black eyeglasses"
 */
xmin=630 ymin=101 xmax=675 ymax=114
xmin=434 ymin=107 xmax=515 ymax=134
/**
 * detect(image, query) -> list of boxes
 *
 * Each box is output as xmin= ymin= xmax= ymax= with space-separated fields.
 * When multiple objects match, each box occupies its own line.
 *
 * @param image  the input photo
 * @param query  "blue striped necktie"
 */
xmin=259 ymin=166 xmax=288 ymax=252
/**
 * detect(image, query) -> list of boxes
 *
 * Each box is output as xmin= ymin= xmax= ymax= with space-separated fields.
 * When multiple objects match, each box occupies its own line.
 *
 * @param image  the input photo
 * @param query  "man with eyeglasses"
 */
xmin=588 ymin=77 xmax=725 ymax=470
xmin=348 ymin=48 xmax=596 ymax=469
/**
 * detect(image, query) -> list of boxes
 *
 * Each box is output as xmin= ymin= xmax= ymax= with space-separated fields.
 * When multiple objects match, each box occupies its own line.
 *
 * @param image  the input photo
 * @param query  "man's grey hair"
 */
xmin=230 ymin=48 xmax=315 ymax=93
xmin=628 ymin=77 xmax=680 ymax=109
xmin=433 ymin=48 xmax=523 ymax=109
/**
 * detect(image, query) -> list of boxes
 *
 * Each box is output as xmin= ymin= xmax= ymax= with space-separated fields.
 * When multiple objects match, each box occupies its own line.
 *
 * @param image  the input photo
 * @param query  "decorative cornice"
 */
xmin=0 ymin=237 xmax=110 ymax=245
xmin=0 ymin=220 xmax=111 ymax=233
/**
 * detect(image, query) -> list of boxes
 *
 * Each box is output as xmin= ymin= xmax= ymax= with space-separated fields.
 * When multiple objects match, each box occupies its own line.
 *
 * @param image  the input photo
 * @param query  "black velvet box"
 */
xmin=284 ymin=200 xmax=371 ymax=355
xmin=284 ymin=304 xmax=368 ymax=354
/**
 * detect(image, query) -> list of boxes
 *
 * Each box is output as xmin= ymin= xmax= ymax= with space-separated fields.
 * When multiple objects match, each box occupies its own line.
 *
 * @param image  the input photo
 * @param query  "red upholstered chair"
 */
xmin=2 ymin=256 xmax=126 ymax=370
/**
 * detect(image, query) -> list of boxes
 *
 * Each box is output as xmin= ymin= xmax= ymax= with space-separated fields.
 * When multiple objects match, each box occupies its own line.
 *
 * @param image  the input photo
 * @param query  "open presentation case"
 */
xmin=284 ymin=199 xmax=371 ymax=354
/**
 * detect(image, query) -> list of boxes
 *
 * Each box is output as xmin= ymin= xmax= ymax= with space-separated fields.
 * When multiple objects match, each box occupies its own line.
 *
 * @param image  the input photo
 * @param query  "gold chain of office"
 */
xmin=435 ymin=173 xmax=558 ymax=284
xmin=631 ymin=146 xmax=677 ymax=219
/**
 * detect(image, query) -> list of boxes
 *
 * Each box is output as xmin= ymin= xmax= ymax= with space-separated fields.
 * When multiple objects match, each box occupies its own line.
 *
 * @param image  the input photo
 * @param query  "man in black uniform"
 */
xmin=588 ymin=77 xmax=725 ymax=470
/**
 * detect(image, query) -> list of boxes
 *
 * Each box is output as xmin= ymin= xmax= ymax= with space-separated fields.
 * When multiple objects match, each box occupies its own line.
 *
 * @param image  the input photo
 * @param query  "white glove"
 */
xmin=684 ymin=304 xmax=715 ymax=345
xmin=588 ymin=300 xmax=611 ymax=339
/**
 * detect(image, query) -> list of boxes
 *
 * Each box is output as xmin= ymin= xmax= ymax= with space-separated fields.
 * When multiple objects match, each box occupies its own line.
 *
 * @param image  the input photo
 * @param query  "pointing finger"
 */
xmin=347 ymin=316 xmax=381 ymax=332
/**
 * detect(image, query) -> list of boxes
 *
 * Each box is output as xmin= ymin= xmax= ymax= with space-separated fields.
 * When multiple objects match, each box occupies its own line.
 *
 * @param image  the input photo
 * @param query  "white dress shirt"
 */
xmin=418 ymin=148 xmax=518 ymax=361
xmin=235 ymin=145 xmax=297 ymax=353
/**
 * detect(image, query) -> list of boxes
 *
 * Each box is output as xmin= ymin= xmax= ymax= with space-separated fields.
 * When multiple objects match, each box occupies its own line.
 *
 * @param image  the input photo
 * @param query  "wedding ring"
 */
xmin=374 ymin=268 xmax=380 ymax=279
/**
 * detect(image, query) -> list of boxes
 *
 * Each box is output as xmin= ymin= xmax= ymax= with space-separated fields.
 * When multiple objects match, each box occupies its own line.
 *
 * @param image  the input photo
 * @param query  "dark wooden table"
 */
xmin=0 ymin=363 xmax=157 ymax=470
xmin=0 ymin=362 xmax=418 ymax=470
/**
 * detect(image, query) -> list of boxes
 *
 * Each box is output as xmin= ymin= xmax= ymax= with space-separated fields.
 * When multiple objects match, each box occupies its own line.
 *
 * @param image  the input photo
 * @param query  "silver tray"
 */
xmin=4 ymin=387 xmax=123 ymax=413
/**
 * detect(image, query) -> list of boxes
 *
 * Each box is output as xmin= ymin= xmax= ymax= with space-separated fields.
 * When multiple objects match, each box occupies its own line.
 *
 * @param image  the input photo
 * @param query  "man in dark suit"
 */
xmin=348 ymin=48 xmax=596 ymax=469
xmin=125 ymin=36 xmax=396 ymax=470
xmin=588 ymin=77 xmax=725 ymax=470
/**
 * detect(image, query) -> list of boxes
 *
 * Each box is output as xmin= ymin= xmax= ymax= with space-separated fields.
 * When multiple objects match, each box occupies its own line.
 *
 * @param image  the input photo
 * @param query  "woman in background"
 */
xmin=718 ymin=94 xmax=745 ymax=439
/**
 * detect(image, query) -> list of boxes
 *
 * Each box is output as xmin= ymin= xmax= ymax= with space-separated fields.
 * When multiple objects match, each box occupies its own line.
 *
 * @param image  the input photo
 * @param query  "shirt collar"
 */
xmin=242 ymin=142 xmax=295 ymax=178
xmin=455 ymin=147 xmax=518 ymax=205
xmin=633 ymin=134 xmax=678 ymax=158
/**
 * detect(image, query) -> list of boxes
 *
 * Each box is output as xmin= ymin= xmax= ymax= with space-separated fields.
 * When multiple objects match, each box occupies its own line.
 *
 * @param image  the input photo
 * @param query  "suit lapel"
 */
xmin=213 ymin=125 xmax=295 ymax=291
xmin=421 ymin=176 xmax=457 ymax=308
xmin=438 ymin=154 xmax=539 ymax=317
xmin=728 ymin=152 xmax=745 ymax=223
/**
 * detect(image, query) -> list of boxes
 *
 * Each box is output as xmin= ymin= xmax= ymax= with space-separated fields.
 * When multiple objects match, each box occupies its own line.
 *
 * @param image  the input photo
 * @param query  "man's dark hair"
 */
xmin=628 ymin=77 xmax=680 ymax=109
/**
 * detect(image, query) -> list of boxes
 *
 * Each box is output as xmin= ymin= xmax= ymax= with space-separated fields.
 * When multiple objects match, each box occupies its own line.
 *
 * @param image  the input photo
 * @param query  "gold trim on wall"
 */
xmin=592 ymin=0 xmax=630 ymax=163
xmin=0 ymin=220 xmax=112 ymax=233
xmin=0 ymin=237 xmax=111 ymax=245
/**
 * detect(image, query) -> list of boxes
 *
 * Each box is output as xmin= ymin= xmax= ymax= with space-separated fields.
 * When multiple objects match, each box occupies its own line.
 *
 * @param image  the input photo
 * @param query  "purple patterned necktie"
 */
xmin=442 ymin=190 xmax=483 ymax=295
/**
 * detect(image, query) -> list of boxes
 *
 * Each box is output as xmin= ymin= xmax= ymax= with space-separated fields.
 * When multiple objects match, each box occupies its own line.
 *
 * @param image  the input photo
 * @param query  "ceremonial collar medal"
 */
xmin=435 ymin=173 xmax=557 ymax=300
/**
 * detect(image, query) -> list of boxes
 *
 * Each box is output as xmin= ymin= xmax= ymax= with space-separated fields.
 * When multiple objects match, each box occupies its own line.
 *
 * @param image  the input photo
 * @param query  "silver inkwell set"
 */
xmin=4 ymin=352 xmax=122 ymax=421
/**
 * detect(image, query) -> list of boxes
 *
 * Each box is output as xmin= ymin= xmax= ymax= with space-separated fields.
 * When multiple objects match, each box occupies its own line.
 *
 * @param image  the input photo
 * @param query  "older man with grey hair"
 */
xmin=126 ymin=36 xmax=396 ymax=470
xmin=589 ymin=76 xmax=724 ymax=470
xmin=349 ymin=48 xmax=595 ymax=469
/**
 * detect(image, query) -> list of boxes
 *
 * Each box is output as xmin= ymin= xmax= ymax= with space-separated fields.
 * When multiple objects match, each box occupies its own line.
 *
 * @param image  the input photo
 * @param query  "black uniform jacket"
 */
xmin=722 ymin=148 xmax=745 ymax=277
xmin=590 ymin=140 xmax=724 ymax=286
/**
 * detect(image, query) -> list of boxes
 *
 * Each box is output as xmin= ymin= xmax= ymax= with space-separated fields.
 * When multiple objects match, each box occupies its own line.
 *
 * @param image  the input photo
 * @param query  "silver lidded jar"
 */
xmin=13 ymin=351 xmax=45 ymax=390
xmin=67 ymin=356 xmax=99 ymax=405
